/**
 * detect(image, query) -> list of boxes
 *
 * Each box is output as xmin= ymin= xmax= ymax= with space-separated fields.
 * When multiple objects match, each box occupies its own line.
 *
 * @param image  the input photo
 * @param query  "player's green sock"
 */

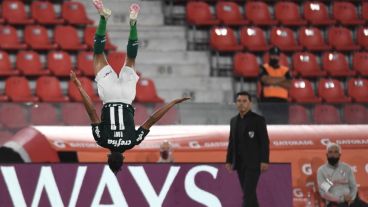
xmin=94 ymin=16 xmax=107 ymax=54
xmin=96 ymin=16 xmax=107 ymax=36
xmin=127 ymin=24 xmax=138 ymax=58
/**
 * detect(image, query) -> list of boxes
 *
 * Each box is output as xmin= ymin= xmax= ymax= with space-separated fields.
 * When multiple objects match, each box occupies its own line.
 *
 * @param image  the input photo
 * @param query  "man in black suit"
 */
xmin=226 ymin=91 xmax=270 ymax=207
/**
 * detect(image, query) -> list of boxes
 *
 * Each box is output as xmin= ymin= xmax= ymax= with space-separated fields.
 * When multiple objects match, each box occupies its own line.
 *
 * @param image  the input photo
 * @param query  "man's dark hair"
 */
xmin=269 ymin=46 xmax=280 ymax=56
xmin=108 ymin=151 xmax=124 ymax=175
xmin=235 ymin=91 xmax=252 ymax=102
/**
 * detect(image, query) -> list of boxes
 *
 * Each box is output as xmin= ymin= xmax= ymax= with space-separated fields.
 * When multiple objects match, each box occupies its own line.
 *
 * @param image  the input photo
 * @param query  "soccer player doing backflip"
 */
xmin=70 ymin=0 xmax=189 ymax=174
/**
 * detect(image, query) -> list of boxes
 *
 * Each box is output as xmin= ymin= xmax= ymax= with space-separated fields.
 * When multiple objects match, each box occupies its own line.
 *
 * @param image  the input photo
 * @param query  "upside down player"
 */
xmin=70 ymin=0 xmax=189 ymax=174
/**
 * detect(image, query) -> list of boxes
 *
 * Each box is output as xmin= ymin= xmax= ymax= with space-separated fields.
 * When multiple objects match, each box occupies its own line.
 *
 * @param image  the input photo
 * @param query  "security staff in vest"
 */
xmin=226 ymin=91 xmax=270 ymax=207
xmin=259 ymin=46 xmax=291 ymax=124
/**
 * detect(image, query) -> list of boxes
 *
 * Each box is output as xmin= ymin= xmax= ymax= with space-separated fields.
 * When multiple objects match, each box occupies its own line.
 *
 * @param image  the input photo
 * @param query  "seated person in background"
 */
xmin=157 ymin=140 xmax=174 ymax=163
xmin=259 ymin=47 xmax=291 ymax=124
xmin=317 ymin=143 xmax=368 ymax=207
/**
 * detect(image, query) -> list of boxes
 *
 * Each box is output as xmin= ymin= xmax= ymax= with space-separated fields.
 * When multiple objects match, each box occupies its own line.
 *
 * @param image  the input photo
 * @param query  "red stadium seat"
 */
xmin=289 ymin=79 xmax=321 ymax=103
xmin=61 ymin=1 xmax=93 ymax=25
xmin=318 ymin=79 xmax=351 ymax=103
xmin=0 ymin=104 xmax=29 ymax=129
xmin=327 ymin=27 xmax=360 ymax=51
xmin=154 ymin=103 xmax=179 ymax=125
xmin=298 ymin=27 xmax=331 ymax=51
xmin=107 ymin=51 xmax=126 ymax=74
xmin=352 ymin=52 xmax=368 ymax=76
xmin=5 ymin=77 xmax=39 ymax=102
xmin=210 ymin=27 xmax=243 ymax=52
xmin=36 ymin=76 xmax=69 ymax=102
xmin=133 ymin=103 xmax=149 ymax=125
xmin=363 ymin=2 xmax=368 ymax=22
xmin=31 ymin=1 xmax=64 ymax=25
xmin=313 ymin=104 xmax=341 ymax=124
xmin=16 ymin=51 xmax=50 ymax=76
xmin=292 ymin=52 xmax=326 ymax=78
xmin=348 ymin=78 xmax=368 ymax=103
xmin=245 ymin=1 xmax=278 ymax=26
xmin=233 ymin=53 xmax=259 ymax=78
xmin=135 ymin=78 xmax=164 ymax=103
xmin=61 ymin=103 xmax=90 ymax=125
xmin=186 ymin=1 xmax=220 ymax=26
xmin=303 ymin=1 xmax=336 ymax=26
xmin=24 ymin=25 xmax=58 ymax=50
xmin=216 ymin=1 xmax=248 ymax=26
xmin=322 ymin=52 xmax=355 ymax=77
xmin=84 ymin=26 xmax=117 ymax=51
xmin=288 ymin=105 xmax=310 ymax=124
xmin=263 ymin=52 xmax=289 ymax=68
xmin=270 ymin=27 xmax=302 ymax=52
xmin=30 ymin=103 xmax=60 ymax=125
xmin=343 ymin=104 xmax=368 ymax=124
xmin=77 ymin=51 xmax=95 ymax=77
xmin=54 ymin=26 xmax=88 ymax=51
xmin=0 ymin=51 xmax=20 ymax=77
xmin=68 ymin=77 xmax=100 ymax=102
xmin=2 ymin=0 xmax=34 ymax=25
xmin=333 ymin=2 xmax=364 ymax=26
xmin=47 ymin=51 xmax=73 ymax=77
xmin=275 ymin=2 xmax=307 ymax=26
xmin=240 ymin=26 xmax=269 ymax=52
xmin=0 ymin=25 xmax=27 ymax=50
xmin=357 ymin=27 xmax=368 ymax=50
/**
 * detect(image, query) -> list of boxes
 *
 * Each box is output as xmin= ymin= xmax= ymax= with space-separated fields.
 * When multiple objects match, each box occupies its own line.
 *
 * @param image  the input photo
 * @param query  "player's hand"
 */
xmin=70 ymin=70 xmax=81 ymax=87
xmin=260 ymin=162 xmax=269 ymax=173
xmin=225 ymin=163 xmax=233 ymax=173
xmin=344 ymin=194 xmax=353 ymax=204
xmin=174 ymin=97 xmax=191 ymax=104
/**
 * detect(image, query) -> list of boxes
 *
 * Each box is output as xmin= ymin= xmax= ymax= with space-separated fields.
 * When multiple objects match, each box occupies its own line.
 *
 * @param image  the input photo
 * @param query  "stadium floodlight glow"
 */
xmin=328 ymin=53 xmax=336 ymax=60
xmin=364 ymin=29 xmax=368 ymax=36
xmin=310 ymin=3 xmax=320 ymax=11
xmin=304 ymin=29 xmax=314 ymax=36
xmin=247 ymin=28 xmax=255 ymax=36
xmin=295 ymin=81 xmax=306 ymax=89
xmin=300 ymin=55 xmax=310 ymax=62
xmin=215 ymin=28 xmax=227 ymax=36
xmin=325 ymin=81 xmax=335 ymax=89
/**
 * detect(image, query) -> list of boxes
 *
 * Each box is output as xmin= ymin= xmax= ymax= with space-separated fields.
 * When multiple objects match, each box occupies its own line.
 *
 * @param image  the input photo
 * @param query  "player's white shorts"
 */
xmin=95 ymin=65 xmax=139 ymax=104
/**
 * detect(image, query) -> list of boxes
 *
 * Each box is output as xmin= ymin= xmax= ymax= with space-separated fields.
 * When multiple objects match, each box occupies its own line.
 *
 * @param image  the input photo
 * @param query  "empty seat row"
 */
xmin=0 ymin=102 xmax=177 ymax=130
xmin=289 ymin=104 xmax=368 ymax=125
xmin=0 ymin=50 xmax=124 ymax=77
xmin=0 ymin=0 xmax=93 ymax=25
xmin=0 ymin=25 xmax=116 ymax=51
xmin=0 ymin=76 xmax=163 ymax=103
xmin=288 ymin=78 xmax=368 ymax=104
xmin=234 ymin=52 xmax=368 ymax=78
xmin=187 ymin=1 xmax=367 ymax=27
xmin=210 ymin=26 xmax=368 ymax=52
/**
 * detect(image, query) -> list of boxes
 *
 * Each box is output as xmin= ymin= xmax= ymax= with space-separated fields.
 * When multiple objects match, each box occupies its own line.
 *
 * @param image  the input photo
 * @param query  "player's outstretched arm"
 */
xmin=70 ymin=71 xmax=100 ymax=124
xmin=141 ymin=97 xmax=190 ymax=130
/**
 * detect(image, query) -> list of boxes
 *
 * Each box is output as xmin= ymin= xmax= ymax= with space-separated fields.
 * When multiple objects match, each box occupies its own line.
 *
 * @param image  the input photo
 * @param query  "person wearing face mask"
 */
xmin=317 ymin=143 xmax=368 ymax=207
xmin=157 ymin=140 xmax=174 ymax=163
xmin=259 ymin=47 xmax=291 ymax=124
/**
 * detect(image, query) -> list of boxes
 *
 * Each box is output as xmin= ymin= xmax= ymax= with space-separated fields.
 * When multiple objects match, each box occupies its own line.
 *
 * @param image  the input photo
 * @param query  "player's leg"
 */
xmin=93 ymin=0 xmax=111 ymax=75
xmin=141 ymin=97 xmax=190 ymax=130
xmin=125 ymin=4 xmax=140 ymax=68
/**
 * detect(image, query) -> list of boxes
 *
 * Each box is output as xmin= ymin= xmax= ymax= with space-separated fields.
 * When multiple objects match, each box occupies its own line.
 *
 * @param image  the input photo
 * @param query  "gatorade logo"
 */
xmin=293 ymin=188 xmax=303 ymax=198
xmin=302 ymin=163 xmax=312 ymax=176
xmin=320 ymin=138 xmax=331 ymax=146
xmin=53 ymin=140 xmax=66 ymax=148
